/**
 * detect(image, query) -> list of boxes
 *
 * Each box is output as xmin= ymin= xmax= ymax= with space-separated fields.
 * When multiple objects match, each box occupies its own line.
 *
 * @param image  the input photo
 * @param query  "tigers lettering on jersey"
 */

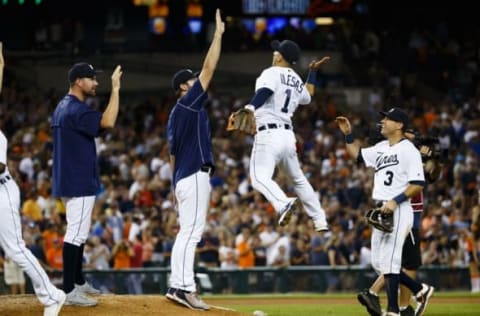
xmin=375 ymin=154 xmax=399 ymax=171
xmin=280 ymin=73 xmax=304 ymax=93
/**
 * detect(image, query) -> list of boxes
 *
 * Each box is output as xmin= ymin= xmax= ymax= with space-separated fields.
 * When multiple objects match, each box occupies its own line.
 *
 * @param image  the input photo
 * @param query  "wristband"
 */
xmin=345 ymin=133 xmax=355 ymax=144
xmin=393 ymin=193 xmax=407 ymax=204
xmin=306 ymin=70 xmax=317 ymax=85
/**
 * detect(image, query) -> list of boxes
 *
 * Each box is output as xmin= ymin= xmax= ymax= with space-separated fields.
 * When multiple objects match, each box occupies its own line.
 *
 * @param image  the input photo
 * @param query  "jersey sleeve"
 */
xmin=255 ymin=68 xmax=278 ymax=92
xmin=360 ymin=142 xmax=383 ymax=168
xmin=403 ymin=143 xmax=425 ymax=182
xmin=75 ymin=106 xmax=102 ymax=137
xmin=167 ymin=111 xmax=176 ymax=155
xmin=298 ymin=85 xmax=311 ymax=105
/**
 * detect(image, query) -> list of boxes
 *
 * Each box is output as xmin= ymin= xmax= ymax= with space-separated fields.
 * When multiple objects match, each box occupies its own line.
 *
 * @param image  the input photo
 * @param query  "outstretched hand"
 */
xmin=111 ymin=65 xmax=123 ymax=91
xmin=309 ymin=56 xmax=330 ymax=70
xmin=0 ymin=42 xmax=4 ymax=68
xmin=335 ymin=116 xmax=352 ymax=135
xmin=0 ymin=42 xmax=4 ymax=95
xmin=215 ymin=9 xmax=225 ymax=35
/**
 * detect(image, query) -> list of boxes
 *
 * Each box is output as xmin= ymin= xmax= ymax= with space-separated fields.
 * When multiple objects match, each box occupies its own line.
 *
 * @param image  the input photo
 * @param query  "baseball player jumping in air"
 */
xmin=244 ymin=39 xmax=330 ymax=231
xmin=52 ymin=61 xmax=122 ymax=306
xmin=336 ymin=108 xmax=434 ymax=316
xmin=0 ymin=42 xmax=66 ymax=316
xmin=165 ymin=8 xmax=224 ymax=311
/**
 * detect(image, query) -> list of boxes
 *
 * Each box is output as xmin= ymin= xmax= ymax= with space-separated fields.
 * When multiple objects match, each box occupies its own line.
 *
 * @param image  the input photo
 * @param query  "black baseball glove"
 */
xmin=365 ymin=208 xmax=394 ymax=233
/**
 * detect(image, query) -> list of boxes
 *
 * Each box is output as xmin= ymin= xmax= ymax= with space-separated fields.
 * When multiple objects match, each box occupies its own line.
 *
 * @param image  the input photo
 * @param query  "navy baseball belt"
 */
xmin=200 ymin=164 xmax=215 ymax=176
xmin=0 ymin=174 xmax=11 ymax=185
xmin=258 ymin=123 xmax=291 ymax=132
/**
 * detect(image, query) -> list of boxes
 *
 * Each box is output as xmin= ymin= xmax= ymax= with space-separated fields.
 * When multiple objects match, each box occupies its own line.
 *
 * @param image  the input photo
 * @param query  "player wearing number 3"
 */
xmin=336 ymin=109 xmax=434 ymax=316
xmin=245 ymin=39 xmax=329 ymax=231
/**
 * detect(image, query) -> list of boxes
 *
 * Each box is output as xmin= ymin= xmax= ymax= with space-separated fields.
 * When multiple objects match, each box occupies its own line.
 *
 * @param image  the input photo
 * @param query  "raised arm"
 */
xmin=335 ymin=116 xmax=361 ymax=160
xmin=306 ymin=56 xmax=330 ymax=96
xmin=0 ymin=42 xmax=4 ymax=95
xmin=198 ymin=9 xmax=224 ymax=91
xmin=100 ymin=65 xmax=123 ymax=128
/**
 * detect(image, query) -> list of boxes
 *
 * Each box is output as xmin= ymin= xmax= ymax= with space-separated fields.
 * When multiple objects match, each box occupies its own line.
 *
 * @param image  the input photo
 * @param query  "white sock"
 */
xmin=474 ymin=277 xmax=480 ymax=291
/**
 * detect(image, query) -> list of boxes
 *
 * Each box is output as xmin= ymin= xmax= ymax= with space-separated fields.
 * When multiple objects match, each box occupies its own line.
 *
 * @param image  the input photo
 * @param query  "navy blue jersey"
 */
xmin=167 ymin=80 xmax=212 ymax=187
xmin=51 ymin=94 xmax=102 ymax=197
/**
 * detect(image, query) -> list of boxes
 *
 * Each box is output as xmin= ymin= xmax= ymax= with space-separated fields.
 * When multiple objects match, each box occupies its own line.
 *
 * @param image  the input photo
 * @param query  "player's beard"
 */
xmin=84 ymin=86 xmax=97 ymax=97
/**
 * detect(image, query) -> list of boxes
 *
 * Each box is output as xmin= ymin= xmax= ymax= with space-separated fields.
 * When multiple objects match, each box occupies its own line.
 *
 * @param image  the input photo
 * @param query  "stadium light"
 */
xmin=315 ymin=17 xmax=334 ymax=25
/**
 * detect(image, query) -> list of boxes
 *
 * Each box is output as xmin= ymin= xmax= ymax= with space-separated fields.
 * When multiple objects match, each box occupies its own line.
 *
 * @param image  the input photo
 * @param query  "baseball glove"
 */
xmin=226 ymin=108 xmax=256 ymax=135
xmin=365 ymin=208 xmax=394 ymax=233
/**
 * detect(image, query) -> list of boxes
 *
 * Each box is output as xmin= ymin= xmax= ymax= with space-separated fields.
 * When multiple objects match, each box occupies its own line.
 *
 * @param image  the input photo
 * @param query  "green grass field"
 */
xmin=208 ymin=292 xmax=480 ymax=316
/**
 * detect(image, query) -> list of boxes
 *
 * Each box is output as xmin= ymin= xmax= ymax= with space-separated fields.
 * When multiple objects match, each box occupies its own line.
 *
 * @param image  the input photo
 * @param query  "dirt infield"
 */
xmin=0 ymin=294 xmax=478 ymax=315
xmin=0 ymin=295 xmax=248 ymax=316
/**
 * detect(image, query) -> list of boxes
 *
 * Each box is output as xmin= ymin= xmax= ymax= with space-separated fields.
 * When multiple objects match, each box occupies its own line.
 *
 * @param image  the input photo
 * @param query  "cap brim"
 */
xmin=379 ymin=111 xmax=388 ymax=117
xmin=271 ymin=40 xmax=280 ymax=51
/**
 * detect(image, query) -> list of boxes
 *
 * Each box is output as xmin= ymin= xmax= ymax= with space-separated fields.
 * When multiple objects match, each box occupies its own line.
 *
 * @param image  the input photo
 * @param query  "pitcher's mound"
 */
xmin=0 ymin=294 xmax=247 ymax=316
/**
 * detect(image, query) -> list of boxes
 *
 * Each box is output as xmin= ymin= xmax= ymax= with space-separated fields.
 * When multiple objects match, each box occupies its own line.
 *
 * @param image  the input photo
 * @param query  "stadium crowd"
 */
xmin=0 ymin=17 xmax=479 ymax=295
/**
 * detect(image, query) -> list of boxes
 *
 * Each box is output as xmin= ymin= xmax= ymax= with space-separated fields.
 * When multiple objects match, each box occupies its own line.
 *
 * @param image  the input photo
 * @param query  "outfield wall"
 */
xmin=0 ymin=265 xmax=471 ymax=295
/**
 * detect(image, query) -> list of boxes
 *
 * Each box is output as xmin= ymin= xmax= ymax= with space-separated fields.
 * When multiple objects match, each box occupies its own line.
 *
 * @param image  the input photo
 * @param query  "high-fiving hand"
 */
xmin=335 ymin=116 xmax=352 ymax=135
xmin=309 ymin=56 xmax=330 ymax=70
xmin=215 ymin=9 xmax=225 ymax=35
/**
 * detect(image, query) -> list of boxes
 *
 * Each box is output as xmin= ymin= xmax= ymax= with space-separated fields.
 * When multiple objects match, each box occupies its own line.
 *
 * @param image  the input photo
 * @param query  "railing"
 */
xmin=0 ymin=265 xmax=471 ymax=295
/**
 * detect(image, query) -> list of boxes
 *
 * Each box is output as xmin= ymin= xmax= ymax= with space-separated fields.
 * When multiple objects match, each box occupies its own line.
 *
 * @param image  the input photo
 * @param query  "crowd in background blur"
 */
xmin=0 ymin=15 xmax=479 ymax=295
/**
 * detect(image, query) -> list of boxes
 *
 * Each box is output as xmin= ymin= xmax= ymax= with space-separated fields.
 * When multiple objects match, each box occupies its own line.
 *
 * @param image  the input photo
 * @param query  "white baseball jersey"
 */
xmin=248 ymin=65 xmax=328 ymax=231
xmin=0 ymin=130 xmax=7 ymax=165
xmin=361 ymin=138 xmax=424 ymax=275
xmin=254 ymin=66 xmax=311 ymax=126
xmin=361 ymin=139 xmax=425 ymax=201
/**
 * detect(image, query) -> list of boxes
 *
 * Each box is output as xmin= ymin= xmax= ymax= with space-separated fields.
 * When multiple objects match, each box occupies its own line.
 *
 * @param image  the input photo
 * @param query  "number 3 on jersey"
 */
xmin=384 ymin=171 xmax=393 ymax=186
xmin=281 ymin=89 xmax=292 ymax=113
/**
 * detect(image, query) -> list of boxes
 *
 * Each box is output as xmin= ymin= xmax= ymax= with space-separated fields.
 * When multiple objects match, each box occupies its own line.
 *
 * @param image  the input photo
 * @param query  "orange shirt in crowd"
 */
xmin=46 ymin=243 xmax=63 ymax=269
xmin=237 ymin=240 xmax=254 ymax=268
xmin=42 ymin=229 xmax=60 ymax=253
xmin=114 ymin=249 xmax=132 ymax=269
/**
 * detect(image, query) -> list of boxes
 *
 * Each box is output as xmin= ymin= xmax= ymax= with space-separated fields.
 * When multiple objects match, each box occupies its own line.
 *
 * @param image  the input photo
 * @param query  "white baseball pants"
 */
xmin=250 ymin=128 xmax=327 ymax=225
xmin=169 ymin=170 xmax=210 ymax=292
xmin=0 ymin=175 xmax=64 ymax=306
xmin=63 ymin=196 xmax=95 ymax=246
xmin=371 ymin=202 xmax=413 ymax=274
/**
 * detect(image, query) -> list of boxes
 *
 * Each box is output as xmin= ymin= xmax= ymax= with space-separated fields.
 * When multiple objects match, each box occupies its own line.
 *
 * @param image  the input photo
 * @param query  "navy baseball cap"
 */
xmin=171 ymin=69 xmax=198 ymax=91
xmin=271 ymin=40 xmax=301 ymax=65
xmin=68 ymin=62 xmax=102 ymax=83
xmin=379 ymin=107 xmax=409 ymax=127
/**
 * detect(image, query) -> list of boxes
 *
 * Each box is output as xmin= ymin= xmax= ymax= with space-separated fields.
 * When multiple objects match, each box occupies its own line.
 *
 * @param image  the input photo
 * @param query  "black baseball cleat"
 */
xmin=278 ymin=198 xmax=299 ymax=226
xmin=357 ymin=289 xmax=382 ymax=316
xmin=414 ymin=283 xmax=434 ymax=316
xmin=400 ymin=305 xmax=415 ymax=316
xmin=165 ymin=287 xmax=177 ymax=300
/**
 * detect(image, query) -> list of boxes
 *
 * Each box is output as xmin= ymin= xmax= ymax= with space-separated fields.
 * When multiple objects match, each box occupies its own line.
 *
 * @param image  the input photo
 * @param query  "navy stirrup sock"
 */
xmin=384 ymin=273 xmax=400 ymax=313
xmin=400 ymin=270 xmax=422 ymax=294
